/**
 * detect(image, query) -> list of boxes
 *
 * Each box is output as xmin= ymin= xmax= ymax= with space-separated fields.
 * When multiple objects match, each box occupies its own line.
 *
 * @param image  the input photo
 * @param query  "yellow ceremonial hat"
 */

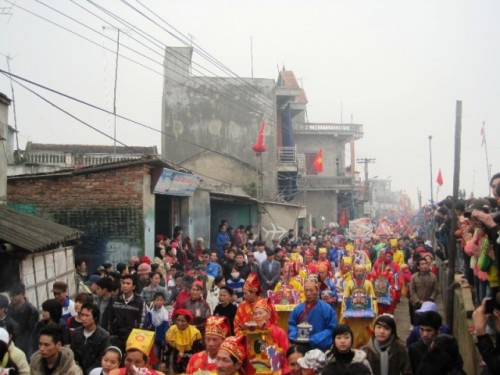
xmin=126 ymin=329 xmax=155 ymax=357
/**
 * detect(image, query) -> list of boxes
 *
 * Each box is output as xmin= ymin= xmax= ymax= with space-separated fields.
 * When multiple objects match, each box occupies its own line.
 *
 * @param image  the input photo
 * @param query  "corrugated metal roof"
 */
xmin=0 ymin=206 xmax=82 ymax=252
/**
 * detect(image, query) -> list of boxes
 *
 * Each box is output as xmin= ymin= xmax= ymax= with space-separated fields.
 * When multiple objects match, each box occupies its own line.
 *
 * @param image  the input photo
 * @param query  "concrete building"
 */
xmin=9 ymin=142 xmax=159 ymax=176
xmin=161 ymin=47 xmax=362 ymax=240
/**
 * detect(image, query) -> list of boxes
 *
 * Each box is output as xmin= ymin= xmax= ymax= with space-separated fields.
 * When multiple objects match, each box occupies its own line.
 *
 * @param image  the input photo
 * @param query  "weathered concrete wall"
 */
xmin=7 ymin=165 xmax=149 ymax=270
xmin=295 ymin=135 xmax=347 ymax=177
xmin=189 ymin=189 xmax=211 ymax=244
xmin=294 ymin=190 xmax=338 ymax=227
xmin=260 ymin=202 xmax=304 ymax=242
xmin=182 ymin=151 xmax=259 ymax=196
xmin=162 ymin=46 xmax=278 ymax=201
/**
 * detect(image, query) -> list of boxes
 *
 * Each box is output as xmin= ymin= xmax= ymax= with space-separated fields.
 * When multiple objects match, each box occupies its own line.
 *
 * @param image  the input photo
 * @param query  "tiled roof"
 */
xmin=0 ymin=206 xmax=82 ymax=253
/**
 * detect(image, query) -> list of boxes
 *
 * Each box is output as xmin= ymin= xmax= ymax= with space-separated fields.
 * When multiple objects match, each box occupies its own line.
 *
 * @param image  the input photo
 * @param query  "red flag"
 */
xmin=252 ymin=119 xmax=266 ymax=155
xmin=312 ymin=149 xmax=323 ymax=173
xmin=436 ymin=168 xmax=444 ymax=186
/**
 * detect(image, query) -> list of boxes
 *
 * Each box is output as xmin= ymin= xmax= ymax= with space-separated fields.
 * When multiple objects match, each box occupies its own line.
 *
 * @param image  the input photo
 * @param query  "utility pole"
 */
xmin=356 ymin=158 xmax=376 ymax=184
xmin=446 ymin=100 xmax=462 ymax=329
xmin=103 ymin=27 xmax=126 ymax=158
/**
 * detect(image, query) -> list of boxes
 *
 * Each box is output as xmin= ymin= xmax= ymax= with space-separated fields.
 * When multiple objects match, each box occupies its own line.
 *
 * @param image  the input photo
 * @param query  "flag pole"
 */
xmin=482 ymin=121 xmax=491 ymax=188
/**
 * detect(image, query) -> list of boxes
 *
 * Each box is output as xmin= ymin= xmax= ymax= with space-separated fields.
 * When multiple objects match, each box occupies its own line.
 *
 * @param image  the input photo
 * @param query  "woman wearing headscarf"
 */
xmin=361 ymin=314 xmax=412 ymax=375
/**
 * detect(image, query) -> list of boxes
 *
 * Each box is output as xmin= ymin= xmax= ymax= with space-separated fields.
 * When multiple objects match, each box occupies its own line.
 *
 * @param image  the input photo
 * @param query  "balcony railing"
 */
xmin=295 ymin=123 xmax=363 ymax=137
xmin=277 ymin=146 xmax=297 ymax=165
xmin=297 ymin=175 xmax=355 ymax=190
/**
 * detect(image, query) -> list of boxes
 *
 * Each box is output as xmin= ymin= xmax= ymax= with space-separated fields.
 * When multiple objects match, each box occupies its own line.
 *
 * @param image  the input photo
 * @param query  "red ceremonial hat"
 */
xmin=244 ymin=272 xmax=261 ymax=293
xmin=219 ymin=335 xmax=248 ymax=364
xmin=253 ymin=297 xmax=279 ymax=325
xmin=205 ymin=315 xmax=231 ymax=339
xmin=172 ymin=309 xmax=194 ymax=322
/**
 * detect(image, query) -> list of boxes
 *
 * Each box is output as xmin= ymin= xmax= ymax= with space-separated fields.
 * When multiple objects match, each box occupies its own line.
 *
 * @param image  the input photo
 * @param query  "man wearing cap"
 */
xmin=234 ymin=273 xmax=262 ymax=335
xmin=288 ymin=275 xmax=338 ymax=351
xmin=0 ymin=326 xmax=30 ymax=375
xmin=185 ymin=315 xmax=231 ymax=373
xmin=260 ymin=248 xmax=281 ymax=295
xmin=405 ymin=302 xmax=451 ymax=347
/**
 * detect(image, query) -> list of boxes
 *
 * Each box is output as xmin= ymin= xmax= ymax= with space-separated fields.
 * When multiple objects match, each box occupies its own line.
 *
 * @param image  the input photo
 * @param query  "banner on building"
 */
xmin=153 ymin=169 xmax=201 ymax=196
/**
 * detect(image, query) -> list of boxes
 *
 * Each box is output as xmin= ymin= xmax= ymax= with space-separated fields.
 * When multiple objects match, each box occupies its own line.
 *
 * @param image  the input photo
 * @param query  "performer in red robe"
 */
xmin=185 ymin=315 xmax=231 ymax=374
xmin=234 ymin=272 xmax=262 ymax=335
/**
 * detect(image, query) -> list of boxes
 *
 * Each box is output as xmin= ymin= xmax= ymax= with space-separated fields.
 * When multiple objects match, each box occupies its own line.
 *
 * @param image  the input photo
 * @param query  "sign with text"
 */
xmin=154 ymin=168 xmax=200 ymax=196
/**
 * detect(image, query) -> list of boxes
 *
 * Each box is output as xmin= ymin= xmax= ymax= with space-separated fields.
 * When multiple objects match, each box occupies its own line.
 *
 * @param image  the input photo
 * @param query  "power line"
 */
xmin=25 ymin=0 xmax=286 ymax=138
xmin=2 ymin=71 xmax=251 ymax=187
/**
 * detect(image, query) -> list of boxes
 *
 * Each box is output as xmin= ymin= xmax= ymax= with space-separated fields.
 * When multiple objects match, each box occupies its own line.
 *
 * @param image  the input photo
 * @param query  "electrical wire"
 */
xmin=2 ymin=71 xmax=253 ymax=187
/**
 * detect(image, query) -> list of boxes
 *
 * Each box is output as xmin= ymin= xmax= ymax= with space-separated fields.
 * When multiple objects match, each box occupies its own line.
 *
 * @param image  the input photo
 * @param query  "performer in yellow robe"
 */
xmin=340 ymin=264 xmax=377 ymax=349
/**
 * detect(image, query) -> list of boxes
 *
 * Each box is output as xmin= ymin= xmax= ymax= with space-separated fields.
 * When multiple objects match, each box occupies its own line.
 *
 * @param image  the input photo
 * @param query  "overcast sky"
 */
xmin=1 ymin=0 xmax=499 ymax=207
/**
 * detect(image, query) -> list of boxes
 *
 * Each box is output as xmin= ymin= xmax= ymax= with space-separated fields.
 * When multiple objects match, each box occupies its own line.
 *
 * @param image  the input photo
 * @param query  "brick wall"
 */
xmin=8 ymin=164 xmax=150 ymax=270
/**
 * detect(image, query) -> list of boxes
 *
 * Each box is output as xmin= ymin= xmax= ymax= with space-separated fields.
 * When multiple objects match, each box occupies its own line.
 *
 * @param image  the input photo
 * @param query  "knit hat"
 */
xmin=172 ymin=309 xmax=194 ymax=322
xmin=0 ymin=327 xmax=9 ymax=344
xmin=374 ymin=314 xmax=398 ymax=338
xmin=137 ymin=263 xmax=151 ymax=275
xmin=297 ymin=349 xmax=326 ymax=370
xmin=140 ymin=256 xmax=151 ymax=265
xmin=416 ymin=301 xmax=438 ymax=314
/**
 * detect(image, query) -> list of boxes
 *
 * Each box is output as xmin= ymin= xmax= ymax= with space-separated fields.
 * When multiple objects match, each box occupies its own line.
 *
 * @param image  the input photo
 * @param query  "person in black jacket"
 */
xmin=71 ymin=303 xmax=110 ymax=374
xmin=108 ymin=275 xmax=145 ymax=352
xmin=473 ymin=294 xmax=500 ymax=374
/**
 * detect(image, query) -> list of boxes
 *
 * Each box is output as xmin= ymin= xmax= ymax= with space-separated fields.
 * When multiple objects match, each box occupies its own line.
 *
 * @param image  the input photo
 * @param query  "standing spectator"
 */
xmin=30 ymin=324 xmax=83 ymax=375
xmin=260 ymin=248 xmax=281 ymax=295
xmin=52 ymin=281 xmax=76 ymax=326
xmin=71 ymin=303 xmax=110 ymax=374
xmin=207 ymin=276 xmax=225 ymax=313
xmin=145 ymin=292 xmax=170 ymax=365
xmin=66 ymin=292 xmax=94 ymax=344
xmin=472 ymin=294 xmax=500 ymax=374
xmin=209 ymin=250 xmax=223 ymax=278
xmin=75 ymin=259 xmax=89 ymax=292
xmin=415 ymin=334 xmax=466 ymax=375
xmin=216 ymin=224 xmax=230 ymax=260
xmin=408 ymin=311 xmax=442 ymax=373
xmin=135 ymin=263 xmax=152 ymax=295
xmin=7 ymin=283 xmax=38 ymax=357
xmin=226 ymin=267 xmax=245 ymax=302
xmin=233 ymin=251 xmax=251 ymax=280
xmin=108 ymin=275 xmax=146 ymax=351
xmin=213 ymin=286 xmax=237 ymax=335
xmin=180 ymin=281 xmax=211 ymax=334
xmin=362 ymin=314 xmax=411 ymax=375
xmin=325 ymin=325 xmax=372 ymax=370
xmin=221 ymin=249 xmax=236 ymax=280
xmin=409 ymin=258 xmax=439 ymax=325
xmin=140 ymin=272 xmax=168 ymax=305
xmin=32 ymin=299 xmax=62 ymax=353
xmin=0 ymin=295 xmax=19 ymax=343
xmin=0 ymin=326 xmax=30 ymax=375
xmin=200 ymin=250 xmax=219 ymax=279
xmin=247 ymin=252 xmax=261 ymax=275
xmin=95 ymin=277 xmax=114 ymax=329
xmin=253 ymin=241 xmax=267 ymax=265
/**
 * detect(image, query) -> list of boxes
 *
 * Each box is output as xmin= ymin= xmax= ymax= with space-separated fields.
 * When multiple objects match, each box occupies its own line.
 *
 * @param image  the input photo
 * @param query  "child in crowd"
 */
xmin=145 ymin=292 xmax=170 ymax=366
xmin=226 ymin=267 xmax=245 ymax=302
xmin=88 ymin=346 xmax=122 ymax=375
xmin=325 ymin=324 xmax=372 ymax=371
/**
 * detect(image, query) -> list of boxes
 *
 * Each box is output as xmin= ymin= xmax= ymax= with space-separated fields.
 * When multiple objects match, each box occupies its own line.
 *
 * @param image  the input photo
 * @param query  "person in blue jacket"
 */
xmin=288 ymin=275 xmax=338 ymax=351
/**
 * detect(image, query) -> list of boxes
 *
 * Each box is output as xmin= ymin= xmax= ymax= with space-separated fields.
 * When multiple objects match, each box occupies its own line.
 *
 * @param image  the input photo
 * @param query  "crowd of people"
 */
xmin=0 ymin=175 xmax=500 ymax=375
